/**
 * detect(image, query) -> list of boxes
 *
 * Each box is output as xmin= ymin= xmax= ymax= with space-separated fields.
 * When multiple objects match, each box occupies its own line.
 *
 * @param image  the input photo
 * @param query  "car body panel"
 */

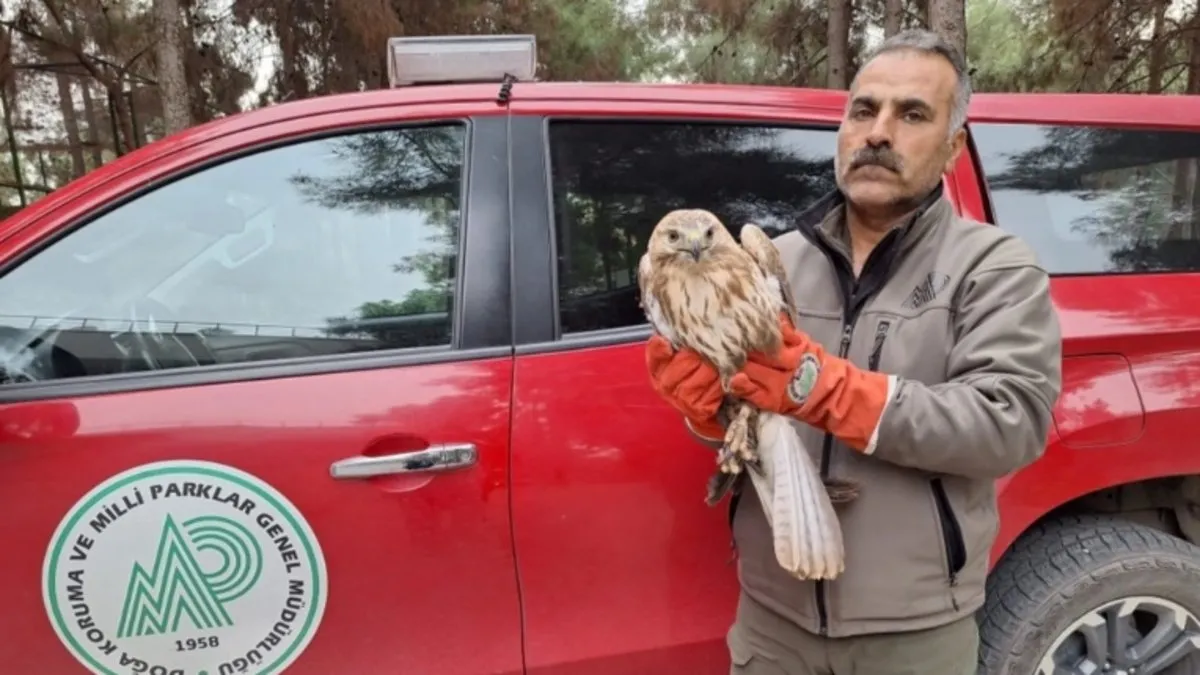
xmin=511 ymin=343 xmax=738 ymax=675
xmin=0 ymin=359 xmax=521 ymax=674
xmin=504 ymin=97 xmax=975 ymax=673
xmin=0 ymin=100 xmax=520 ymax=674
xmin=1053 ymin=355 xmax=1145 ymax=448
xmin=950 ymin=114 xmax=1200 ymax=565
xmin=502 ymin=85 xmax=1200 ymax=670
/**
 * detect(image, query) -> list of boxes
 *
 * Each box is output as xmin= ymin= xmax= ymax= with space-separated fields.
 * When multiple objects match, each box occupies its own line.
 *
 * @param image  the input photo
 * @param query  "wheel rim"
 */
xmin=1038 ymin=595 xmax=1200 ymax=675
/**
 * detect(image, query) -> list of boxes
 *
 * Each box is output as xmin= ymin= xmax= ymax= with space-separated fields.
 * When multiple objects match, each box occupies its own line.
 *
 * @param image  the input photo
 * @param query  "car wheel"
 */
xmin=978 ymin=514 xmax=1200 ymax=675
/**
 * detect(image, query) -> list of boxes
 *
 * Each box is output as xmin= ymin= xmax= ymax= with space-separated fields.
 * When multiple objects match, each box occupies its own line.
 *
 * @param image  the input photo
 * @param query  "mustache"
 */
xmin=849 ymin=146 xmax=902 ymax=173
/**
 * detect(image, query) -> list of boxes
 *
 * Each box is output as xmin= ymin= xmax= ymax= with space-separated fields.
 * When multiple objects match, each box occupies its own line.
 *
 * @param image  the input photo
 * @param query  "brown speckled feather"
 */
xmin=637 ymin=210 xmax=782 ymax=385
xmin=638 ymin=208 xmax=850 ymax=581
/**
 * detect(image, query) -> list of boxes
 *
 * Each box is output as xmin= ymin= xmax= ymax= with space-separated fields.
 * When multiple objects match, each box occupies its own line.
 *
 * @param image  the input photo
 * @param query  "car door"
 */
xmin=0 ymin=107 xmax=522 ymax=675
xmin=505 ymin=104 xmax=848 ymax=673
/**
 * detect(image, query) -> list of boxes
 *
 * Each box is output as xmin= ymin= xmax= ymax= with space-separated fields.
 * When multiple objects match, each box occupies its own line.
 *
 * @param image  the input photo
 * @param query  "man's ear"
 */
xmin=943 ymin=127 xmax=968 ymax=173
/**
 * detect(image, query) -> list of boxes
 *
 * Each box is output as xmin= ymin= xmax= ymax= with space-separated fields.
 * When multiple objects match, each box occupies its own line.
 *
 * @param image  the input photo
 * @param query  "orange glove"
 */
xmin=729 ymin=314 xmax=894 ymax=453
xmin=646 ymin=335 xmax=726 ymax=440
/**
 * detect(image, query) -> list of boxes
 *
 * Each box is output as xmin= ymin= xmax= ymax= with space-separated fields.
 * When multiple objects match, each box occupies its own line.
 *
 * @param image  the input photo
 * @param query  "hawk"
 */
xmin=637 ymin=208 xmax=854 ymax=580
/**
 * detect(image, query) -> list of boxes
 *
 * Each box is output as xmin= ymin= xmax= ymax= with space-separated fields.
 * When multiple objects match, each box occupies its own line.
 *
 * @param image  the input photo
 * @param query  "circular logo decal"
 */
xmin=786 ymin=352 xmax=822 ymax=406
xmin=43 ymin=460 xmax=327 ymax=675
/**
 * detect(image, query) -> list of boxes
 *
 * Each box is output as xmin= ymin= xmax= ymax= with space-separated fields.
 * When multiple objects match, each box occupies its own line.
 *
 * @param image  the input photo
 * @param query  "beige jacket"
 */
xmin=708 ymin=183 xmax=1063 ymax=638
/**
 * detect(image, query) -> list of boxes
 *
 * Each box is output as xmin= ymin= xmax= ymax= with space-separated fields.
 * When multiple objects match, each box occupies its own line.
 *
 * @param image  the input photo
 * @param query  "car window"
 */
xmin=0 ymin=123 xmax=466 ymax=384
xmin=972 ymin=122 xmax=1200 ymax=275
xmin=548 ymin=120 xmax=838 ymax=335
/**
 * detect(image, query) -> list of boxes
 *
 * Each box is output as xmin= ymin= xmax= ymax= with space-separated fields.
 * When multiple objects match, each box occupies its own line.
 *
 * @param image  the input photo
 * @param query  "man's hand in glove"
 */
xmin=729 ymin=314 xmax=895 ymax=454
xmin=645 ymin=335 xmax=726 ymax=442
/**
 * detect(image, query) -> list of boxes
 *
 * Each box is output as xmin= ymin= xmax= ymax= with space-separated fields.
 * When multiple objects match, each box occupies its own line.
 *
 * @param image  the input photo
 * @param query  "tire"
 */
xmin=978 ymin=514 xmax=1200 ymax=675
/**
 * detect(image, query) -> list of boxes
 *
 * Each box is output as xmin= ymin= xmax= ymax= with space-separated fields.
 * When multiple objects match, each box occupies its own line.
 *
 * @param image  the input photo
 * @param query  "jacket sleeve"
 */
xmin=868 ymin=240 xmax=1063 ymax=479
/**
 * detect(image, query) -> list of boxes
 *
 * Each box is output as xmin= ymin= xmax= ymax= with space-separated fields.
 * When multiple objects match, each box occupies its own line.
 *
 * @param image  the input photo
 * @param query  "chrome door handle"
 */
xmin=329 ymin=443 xmax=478 ymax=479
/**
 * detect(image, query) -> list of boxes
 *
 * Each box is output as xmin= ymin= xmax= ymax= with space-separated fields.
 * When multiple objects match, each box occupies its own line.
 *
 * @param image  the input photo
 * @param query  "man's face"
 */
xmin=835 ymin=49 xmax=966 ymax=218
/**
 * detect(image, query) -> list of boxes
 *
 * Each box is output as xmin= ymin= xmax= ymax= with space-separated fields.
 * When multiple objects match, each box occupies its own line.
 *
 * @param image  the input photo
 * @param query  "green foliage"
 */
xmin=643 ymin=0 xmax=831 ymax=85
xmin=537 ymin=0 xmax=668 ymax=81
xmin=5 ymin=0 xmax=1200 ymax=221
xmin=966 ymin=0 xmax=1046 ymax=91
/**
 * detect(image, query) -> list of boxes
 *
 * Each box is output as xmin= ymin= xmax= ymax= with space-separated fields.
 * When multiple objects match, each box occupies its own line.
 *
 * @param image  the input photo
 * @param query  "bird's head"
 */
xmin=647 ymin=209 xmax=734 ymax=264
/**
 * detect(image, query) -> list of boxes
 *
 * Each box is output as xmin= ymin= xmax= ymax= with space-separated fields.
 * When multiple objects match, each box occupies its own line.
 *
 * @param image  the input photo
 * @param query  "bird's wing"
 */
xmin=751 ymin=411 xmax=846 ymax=580
xmin=739 ymin=224 xmax=798 ymax=324
xmin=637 ymin=251 xmax=680 ymax=347
xmin=740 ymin=224 xmax=849 ymax=580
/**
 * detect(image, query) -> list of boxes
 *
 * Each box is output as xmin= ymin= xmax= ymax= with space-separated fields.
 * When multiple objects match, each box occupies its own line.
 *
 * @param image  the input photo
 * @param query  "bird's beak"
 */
xmin=686 ymin=234 xmax=705 ymax=261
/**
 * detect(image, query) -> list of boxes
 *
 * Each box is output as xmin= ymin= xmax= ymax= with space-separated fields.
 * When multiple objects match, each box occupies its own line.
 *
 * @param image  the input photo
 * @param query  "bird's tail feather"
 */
xmin=747 ymin=411 xmax=846 ymax=580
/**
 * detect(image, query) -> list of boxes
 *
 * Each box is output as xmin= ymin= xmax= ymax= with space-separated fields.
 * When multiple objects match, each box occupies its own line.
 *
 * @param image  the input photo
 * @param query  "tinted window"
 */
xmin=973 ymin=123 xmax=1200 ymax=275
xmin=0 ymin=124 xmax=465 ymax=384
xmin=549 ymin=121 xmax=837 ymax=334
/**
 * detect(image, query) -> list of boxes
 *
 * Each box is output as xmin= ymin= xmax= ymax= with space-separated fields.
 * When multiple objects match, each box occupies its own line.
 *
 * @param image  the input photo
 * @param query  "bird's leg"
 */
xmin=713 ymin=397 xmax=740 ymax=475
xmin=719 ymin=400 xmax=760 ymax=475
xmin=737 ymin=406 xmax=761 ymax=466
xmin=718 ymin=363 xmax=860 ymax=504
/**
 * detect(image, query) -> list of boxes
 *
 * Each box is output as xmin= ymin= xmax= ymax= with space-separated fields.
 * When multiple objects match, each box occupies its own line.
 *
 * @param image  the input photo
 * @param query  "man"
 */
xmin=644 ymin=29 xmax=1063 ymax=675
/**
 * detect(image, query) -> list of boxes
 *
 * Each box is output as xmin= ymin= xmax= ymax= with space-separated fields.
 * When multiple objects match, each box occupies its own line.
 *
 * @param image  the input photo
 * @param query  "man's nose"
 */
xmin=865 ymin=114 xmax=895 ymax=147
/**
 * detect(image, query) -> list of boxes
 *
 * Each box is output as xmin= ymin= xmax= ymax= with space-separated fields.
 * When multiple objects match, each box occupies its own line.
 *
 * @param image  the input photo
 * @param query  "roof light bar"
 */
xmin=386 ymin=35 xmax=538 ymax=88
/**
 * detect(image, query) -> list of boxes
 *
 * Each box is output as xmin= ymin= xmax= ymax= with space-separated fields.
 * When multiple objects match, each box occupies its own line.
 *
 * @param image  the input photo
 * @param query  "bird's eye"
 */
xmin=705 ymin=227 xmax=714 ymax=239
xmin=667 ymin=231 xmax=679 ymax=242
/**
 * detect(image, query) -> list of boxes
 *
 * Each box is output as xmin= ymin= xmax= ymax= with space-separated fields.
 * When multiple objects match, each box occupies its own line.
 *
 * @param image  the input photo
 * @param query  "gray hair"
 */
xmin=852 ymin=29 xmax=972 ymax=137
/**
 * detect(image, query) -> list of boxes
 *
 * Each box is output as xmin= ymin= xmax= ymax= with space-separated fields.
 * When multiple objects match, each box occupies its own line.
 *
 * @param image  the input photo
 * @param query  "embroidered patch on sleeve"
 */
xmin=786 ymin=353 xmax=821 ymax=405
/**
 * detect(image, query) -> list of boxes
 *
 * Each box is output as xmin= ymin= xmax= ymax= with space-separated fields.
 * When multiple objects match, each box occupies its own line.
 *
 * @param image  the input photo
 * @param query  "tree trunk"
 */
xmin=884 ymin=0 xmax=904 ymax=37
xmin=1187 ymin=9 xmax=1200 ymax=240
xmin=927 ymin=0 xmax=966 ymax=58
xmin=35 ymin=150 xmax=50 ymax=187
xmin=1171 ymin=9 xmax=1200 ymax=238
xmin=278 ymin=6 xmax=309 ymax=100
xmin=55 ymin=72 xmax=87 ymax=178
xmin=105 ymin=78 xmax=137 ymax=156
xmin=913 ymin=0 xmax=930 ymax=29
xmin=827 ymin=0 xmax=851 ymax=88
xmin=154 ymin=0 xmax=192 ymax=135
xmin=0 ymin=86 xmax=26 ymax=207
xmin=1146 ymin=0 xmax=1169 ymax=93
xmin=1187 ymin=9 xmax=1200 ymax=95
xmin=79 ymin=81 xmax=105 ymax=167
xmin=55 ymin=11 xmax=107 ymax=168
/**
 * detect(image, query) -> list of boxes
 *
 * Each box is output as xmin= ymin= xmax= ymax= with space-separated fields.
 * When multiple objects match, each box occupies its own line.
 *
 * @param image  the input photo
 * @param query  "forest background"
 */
xmin=0 ymin=0 xmax=1196 ymax=217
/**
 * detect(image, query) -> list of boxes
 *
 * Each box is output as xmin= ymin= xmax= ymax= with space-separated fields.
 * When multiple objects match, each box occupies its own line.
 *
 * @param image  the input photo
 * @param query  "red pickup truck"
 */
xmin=2 ymin=36 xmax=1200 ymax=675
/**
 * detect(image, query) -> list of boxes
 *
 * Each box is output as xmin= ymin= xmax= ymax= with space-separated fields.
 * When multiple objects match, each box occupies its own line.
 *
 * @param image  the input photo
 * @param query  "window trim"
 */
xmin=962 ymin=123 xmax=1000 ymax=227
xmin=512 ymin=114 xmax=840 ymax=354
xmin=0 ymin=115 xmax=513 ymax=404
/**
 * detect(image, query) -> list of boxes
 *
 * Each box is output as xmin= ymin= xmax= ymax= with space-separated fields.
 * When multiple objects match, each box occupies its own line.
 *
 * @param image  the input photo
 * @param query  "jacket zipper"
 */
xmin=819 ymin=325 xmax=891 ymax=627
xmin=814 ymin=320 xmax=854 ymax=635
xmin=813 ymin=235 xmax=899 ymax=637
xmin=868 ymin=320 xmax=891 ymax=372
xmin=930 ymin=477 xmax=967 ymax=607
xmin=789 ymin=187 xmax=941 ymax=638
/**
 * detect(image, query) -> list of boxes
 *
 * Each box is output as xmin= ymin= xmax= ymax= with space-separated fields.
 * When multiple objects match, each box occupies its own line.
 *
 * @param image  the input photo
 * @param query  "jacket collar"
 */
xmin=794 ymin=181 xmax=950 ymax=264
